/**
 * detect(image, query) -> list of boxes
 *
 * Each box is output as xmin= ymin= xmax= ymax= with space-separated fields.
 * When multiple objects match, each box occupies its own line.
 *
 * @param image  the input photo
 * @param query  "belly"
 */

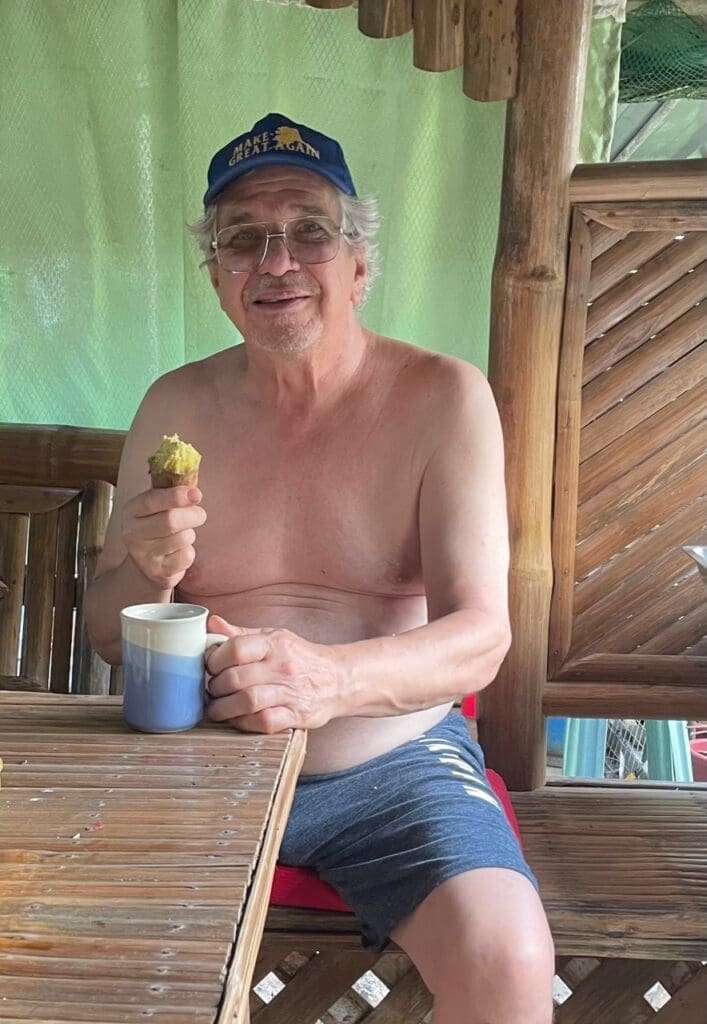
xmin=177 ymin=581 xmax=450 ymax=771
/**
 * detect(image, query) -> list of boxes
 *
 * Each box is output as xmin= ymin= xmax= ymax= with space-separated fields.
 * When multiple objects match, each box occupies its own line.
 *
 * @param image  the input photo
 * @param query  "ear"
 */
xmin=351 ymin=251 xmax=367 ymax=307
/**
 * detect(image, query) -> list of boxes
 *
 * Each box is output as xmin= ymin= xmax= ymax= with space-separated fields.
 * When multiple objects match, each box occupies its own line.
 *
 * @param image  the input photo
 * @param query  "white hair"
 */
xmin=187 ymin=188 xmax=381 ymax=307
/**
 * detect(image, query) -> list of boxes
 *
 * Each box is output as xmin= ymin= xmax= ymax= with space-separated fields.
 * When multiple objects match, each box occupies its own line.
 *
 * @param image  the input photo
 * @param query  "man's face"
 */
xmin=208 ymin=167 xmax=366 ymax=354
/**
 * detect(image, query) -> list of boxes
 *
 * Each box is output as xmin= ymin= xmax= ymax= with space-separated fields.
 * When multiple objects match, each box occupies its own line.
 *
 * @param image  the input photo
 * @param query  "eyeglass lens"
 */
xmin=216 ymin=216 xmax=341 ymax=272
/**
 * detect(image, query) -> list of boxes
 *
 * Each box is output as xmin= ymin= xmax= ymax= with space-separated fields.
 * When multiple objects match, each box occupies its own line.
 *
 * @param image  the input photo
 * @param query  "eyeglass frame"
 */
xmin=210 ymin=215 xmax=352 ymax=274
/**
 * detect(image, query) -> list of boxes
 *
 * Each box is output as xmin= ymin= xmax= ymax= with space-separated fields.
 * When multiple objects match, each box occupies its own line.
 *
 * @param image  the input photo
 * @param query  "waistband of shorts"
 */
xmin=298 ymin=709 xmax=469 ymax=785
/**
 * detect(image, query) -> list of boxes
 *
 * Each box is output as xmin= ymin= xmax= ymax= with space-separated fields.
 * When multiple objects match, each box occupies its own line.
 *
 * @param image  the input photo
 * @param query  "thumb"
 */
xmin=207 ymin=613 xmax=264 ymax=638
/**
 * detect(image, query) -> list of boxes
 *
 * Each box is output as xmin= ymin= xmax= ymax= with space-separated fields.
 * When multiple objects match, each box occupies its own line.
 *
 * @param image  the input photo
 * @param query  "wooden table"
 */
xmin=0 ymin=693 xmax=307 ymax=1023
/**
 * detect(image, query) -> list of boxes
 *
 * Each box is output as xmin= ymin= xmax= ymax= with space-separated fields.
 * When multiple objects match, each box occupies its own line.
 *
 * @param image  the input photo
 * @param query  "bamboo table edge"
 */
xmin=216 ymin=727 xmax=307 ymax=1024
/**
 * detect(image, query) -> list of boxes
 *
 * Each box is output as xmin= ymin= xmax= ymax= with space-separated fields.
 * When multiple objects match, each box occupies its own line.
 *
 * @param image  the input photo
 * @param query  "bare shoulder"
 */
xmin=140 ymin=346 xmax=243 ymax=412
xmin=373 ymin=334 xmax=496 ymax=423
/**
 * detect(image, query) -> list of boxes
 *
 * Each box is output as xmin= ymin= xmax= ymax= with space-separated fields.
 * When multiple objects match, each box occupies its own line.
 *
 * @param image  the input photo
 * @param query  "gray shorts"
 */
xmin=279 ymin=711 xmax=538 ymax=951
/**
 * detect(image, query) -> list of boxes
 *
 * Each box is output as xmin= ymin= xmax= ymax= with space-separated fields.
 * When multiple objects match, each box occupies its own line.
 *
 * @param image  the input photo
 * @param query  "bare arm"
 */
xmin=206 ymin=363 xmax=511 ymax=731
xmin=339 ymin=364 xmax=511 ymax=713
xmin=85 ymin=376 xmax=207 ymax=665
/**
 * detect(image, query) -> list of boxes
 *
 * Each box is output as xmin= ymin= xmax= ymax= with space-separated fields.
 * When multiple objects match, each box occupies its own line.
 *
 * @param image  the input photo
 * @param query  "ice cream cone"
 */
xmin=149 ymin=468 xmax=199 ymax=489
xmin=147 ymin=434 xmax=202 ymax=490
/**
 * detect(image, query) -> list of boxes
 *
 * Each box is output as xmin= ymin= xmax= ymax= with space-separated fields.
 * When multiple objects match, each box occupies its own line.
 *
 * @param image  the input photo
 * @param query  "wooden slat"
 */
xmin=573 ymin=501 xmax=701 ymax=616
xmin=412 ymin=0 xmax=463 ymax=72
xmin=463 ymin=0 xmax=518 ymax=101
xmin=358 ymin=0 xmax=412 ymax=37
xmin=551 ymin=653 xmax=706 ymax=686
xmin=588 ymin=230 xmax=677 ymax=302
xmin=549 ymin=210 xmax=591 ymax=675
xmin=364 ymin=963 xmax=433 ymax=1023
xmin=580 ymin=345 xmax=706 ymax=463
xmin=579 ymin=200 xmax=707 ymax=234
xmin=49 ymin=496 xmax=80 ymax=693
xmin=0 ymin=513 xmax=27 ymax=677
xmin=576 ymin=576 xmax=703 ymax=659
xmin=580 ymin=304 xmax=705 ymax=428
xmin=585 ymin=234 xmax=705 ymax=343
xmin=20 ymin=510 xmax=59 ymax=687
xmin=579 ymin=385 xmax=705 ymax=503
xmin=637 ymin=603 xmax=707 ymax=655
xmin=576 ymin=421 xmax=705 ymax=542
xmin=554 ymin=959 xmax=670 ymax=1024
xmin=589 ymin=221 xmax=627 ymax=259
xmin=582 ymin=269 xmax=706 ymax=385
xmin=569 ymin=161 xmax=707 ymax=202
xmin=252 ymin=951 xmax=377 ymax=1024
xmin=72 ymin=480 xmax=113 ymax=694
xmin=545 ymin=677 xmax=707 ymax=719
xmin=652 ymin=967 xmax=707 ymax=1023
xmin=571 ymin=563 xmax=703 ymax=658
xmin=0 ymin=423 xmax=124 ymax=488
xmin=0 ymin=485 xmax=81 ymax=515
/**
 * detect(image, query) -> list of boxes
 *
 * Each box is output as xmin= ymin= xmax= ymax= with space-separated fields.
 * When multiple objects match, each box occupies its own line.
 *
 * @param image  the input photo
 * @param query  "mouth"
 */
xmin=252 ymin=294 xmax=311 ymax=310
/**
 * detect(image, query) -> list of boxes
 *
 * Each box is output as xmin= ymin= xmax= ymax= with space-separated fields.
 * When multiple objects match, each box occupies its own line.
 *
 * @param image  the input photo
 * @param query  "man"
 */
xmin=86 ymin=113 xmax=554 ymax=1024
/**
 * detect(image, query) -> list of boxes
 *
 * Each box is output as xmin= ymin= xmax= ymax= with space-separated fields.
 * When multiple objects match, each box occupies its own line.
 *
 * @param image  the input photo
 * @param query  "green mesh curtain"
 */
xmin=620 ymin=0 xmax=707 ymax=101
xmin=0 ymin=0 xmax=617 ymax=430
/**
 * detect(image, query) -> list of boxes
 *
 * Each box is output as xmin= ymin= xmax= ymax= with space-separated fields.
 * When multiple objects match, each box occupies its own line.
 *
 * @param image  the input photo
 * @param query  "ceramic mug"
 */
xmin=120 ymin=603 xmax=228 ymax=733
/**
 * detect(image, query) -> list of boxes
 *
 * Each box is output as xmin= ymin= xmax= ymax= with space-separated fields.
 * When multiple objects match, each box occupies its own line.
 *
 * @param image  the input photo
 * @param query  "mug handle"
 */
xmin=205 ymin=632 xmax=229 ymax=649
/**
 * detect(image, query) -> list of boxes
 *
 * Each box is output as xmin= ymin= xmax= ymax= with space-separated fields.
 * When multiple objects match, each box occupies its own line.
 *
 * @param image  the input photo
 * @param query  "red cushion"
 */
xmin=269 ymin=762 xmax=521 ymax=913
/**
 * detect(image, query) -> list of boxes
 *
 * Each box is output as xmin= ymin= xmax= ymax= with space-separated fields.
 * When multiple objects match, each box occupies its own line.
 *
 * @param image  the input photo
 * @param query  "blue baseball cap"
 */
xmin=203 ymin=113 xmax=357 ymax=206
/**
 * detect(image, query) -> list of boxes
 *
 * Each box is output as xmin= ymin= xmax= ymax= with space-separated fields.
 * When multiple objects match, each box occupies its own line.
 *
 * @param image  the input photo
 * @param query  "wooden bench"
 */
xmin=1 ymin=422 xmax=706 ymax=1021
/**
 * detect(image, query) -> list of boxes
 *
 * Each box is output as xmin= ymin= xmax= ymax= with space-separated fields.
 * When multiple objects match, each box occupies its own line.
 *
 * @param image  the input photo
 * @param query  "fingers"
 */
xmin=121 ymin=486 xmax=207 ymax=588
xmin=207 ymin=614 xmax=265 ymax=639
xmin=130 ymin=486 xmax=203 ymax=516
xmin=207 ymin=680 xmax=283 ymax=721
xmin=225 ymin=707 xmax=297 ymax=734
xmin=205 ymin=632 xmax=272 ymax=676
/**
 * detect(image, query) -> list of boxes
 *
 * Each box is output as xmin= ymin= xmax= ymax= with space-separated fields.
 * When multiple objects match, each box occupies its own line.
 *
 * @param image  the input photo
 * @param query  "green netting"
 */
xmin=620 ymin=0 xmax=707 ymax=102
xmin=0 ymin=1 xmax=617 ymax=430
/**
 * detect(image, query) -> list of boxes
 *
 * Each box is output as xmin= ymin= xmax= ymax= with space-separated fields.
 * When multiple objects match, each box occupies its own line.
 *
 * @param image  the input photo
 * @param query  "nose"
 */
xmin=257 ymin=233 xmax=301 ymax=277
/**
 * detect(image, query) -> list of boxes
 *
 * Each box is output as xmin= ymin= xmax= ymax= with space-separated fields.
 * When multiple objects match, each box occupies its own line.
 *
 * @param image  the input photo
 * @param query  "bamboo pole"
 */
xmin=479 ymin=0 xmax=592 ymax=791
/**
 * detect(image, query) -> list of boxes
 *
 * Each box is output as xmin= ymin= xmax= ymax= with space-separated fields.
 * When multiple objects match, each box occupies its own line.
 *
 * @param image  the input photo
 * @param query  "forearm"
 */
xmin=335 ymin=610 xmax=511 ymax=718
xmin=84 ymin=557 xmax=172 ymax=665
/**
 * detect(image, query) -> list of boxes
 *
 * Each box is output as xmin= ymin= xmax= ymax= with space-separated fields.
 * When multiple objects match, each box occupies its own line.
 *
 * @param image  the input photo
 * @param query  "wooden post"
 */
xmin=479 ymin=0 xmax=592 ymax=790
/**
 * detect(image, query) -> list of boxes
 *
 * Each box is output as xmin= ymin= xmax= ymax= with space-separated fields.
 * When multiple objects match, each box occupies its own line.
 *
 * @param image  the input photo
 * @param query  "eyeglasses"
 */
xmin=211 ymin=216 xmax=347 ymax=274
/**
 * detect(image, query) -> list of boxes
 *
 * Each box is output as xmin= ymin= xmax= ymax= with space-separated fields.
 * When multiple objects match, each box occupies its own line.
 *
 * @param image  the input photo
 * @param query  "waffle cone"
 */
xmin=149 ymin=468 xmax=199 ymax=489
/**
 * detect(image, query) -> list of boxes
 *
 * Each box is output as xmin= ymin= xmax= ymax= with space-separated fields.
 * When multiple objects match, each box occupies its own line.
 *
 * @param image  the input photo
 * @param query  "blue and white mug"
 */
xmin=120 ymin=603 xmax=228 ymax=733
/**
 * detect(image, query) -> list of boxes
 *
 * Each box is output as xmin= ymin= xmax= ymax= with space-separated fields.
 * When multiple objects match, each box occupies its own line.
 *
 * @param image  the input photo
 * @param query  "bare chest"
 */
xmin=182 ymin=421 xmax=425 ymax=599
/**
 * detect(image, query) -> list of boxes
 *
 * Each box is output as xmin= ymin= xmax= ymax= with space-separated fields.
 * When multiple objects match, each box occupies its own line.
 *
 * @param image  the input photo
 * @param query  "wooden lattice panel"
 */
xmin=248 ymin=951 xmax=707 ymax=1024
xmin=548 ymin=200 xmax=706 ymax=717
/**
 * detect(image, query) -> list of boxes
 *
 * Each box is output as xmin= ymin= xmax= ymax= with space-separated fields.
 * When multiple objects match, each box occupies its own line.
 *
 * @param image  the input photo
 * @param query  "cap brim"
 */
xmin=203 ymin=153 xmax=355 ymax=206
